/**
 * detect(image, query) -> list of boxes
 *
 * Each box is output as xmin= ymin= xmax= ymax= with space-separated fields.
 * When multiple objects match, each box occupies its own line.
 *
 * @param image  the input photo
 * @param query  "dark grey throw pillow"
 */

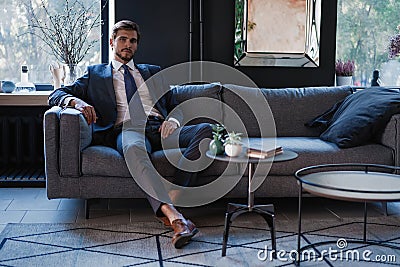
xmin=171 ymin=83 xmax=223 ymax=125
xmin=319 ymin=87 xmax=400 ymax=148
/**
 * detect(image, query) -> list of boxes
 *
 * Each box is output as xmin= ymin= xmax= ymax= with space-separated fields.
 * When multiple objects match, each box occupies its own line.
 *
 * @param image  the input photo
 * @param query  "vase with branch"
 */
xmin=21 ymin=0 xmax=104 ymax=86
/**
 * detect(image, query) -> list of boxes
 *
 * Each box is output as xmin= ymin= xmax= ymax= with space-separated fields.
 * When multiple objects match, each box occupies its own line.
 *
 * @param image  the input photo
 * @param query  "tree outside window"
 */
xmin=0 ymin=0 xmax=101 ymax=84
xmin=336 ymin=0 xmax=400 ymax=86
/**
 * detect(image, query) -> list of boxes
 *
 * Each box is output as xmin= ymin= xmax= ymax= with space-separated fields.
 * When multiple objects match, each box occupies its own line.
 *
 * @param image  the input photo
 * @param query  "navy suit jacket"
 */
xmin=48 ymin=63 xmax=182 ymax=133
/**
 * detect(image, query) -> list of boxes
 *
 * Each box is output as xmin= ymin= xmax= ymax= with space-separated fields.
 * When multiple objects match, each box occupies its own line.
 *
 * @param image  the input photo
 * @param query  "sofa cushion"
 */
xmin=262 ymin=86 xmax=354 ymax=137
xmin=252 ymin=137 xmax=394 ymax=176
xmin=82 ymin=146 xmax=239 ymax=181
xmin=151 ymin=149 xmax=239 ymax=179
xmin=172 ymin=83 xmax=223 ymax=125
xmin=221 ymin=84 xmax=272 ymax=137
xmin=315 ymin=88 xmax=400 ymax=148
xmin=82 ymin=146 xmax=131 ymax=177
xmin=222 ymin=84 xmax=353 ymax=137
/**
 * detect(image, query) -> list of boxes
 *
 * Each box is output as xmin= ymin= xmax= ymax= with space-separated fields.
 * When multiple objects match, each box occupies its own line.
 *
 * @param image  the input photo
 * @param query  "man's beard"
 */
xmin=116 ymin=51 xmax=133 ymax=62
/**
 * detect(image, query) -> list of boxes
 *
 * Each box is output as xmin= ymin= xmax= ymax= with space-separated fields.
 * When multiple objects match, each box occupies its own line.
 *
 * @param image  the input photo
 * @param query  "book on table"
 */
xmin=246 ymin=146 xmax=283 ymax=159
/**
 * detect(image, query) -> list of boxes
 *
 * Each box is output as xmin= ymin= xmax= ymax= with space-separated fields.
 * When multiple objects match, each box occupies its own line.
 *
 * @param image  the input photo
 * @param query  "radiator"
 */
xmin=0 ymin=107 xmax=46 ymax=168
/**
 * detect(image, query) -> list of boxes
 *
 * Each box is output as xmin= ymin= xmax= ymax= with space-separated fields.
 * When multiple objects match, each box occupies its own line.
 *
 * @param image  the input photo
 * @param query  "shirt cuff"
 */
xmin=168 ymin=117 xmax=180 ymax=127
xmin=62 ymin=97 xmax=76 ymax=107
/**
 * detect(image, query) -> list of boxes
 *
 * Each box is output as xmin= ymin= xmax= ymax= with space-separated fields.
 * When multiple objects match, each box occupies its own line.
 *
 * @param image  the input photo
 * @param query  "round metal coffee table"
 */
xmin=295 ymin=163 xmax=400 ymax=263
xmin=206 ymin=149 xmax=298 ymax=257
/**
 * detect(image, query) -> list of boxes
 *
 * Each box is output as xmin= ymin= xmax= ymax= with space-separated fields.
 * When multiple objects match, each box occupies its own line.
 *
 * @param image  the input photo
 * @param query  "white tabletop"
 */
xmin=299 ymin=170 xmax=400 ymax=201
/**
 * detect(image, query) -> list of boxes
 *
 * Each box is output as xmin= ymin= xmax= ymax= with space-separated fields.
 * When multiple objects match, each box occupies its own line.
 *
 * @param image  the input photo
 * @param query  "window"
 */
xmin=336 ymin=0 xmax=400 ymax=86
xmin=0 ymin=0 xmax=102 ymax=84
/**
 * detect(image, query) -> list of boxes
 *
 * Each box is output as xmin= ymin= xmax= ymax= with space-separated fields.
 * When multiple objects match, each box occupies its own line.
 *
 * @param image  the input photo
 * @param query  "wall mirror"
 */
xmin=234 ymin=0 xmax=321 ymax=67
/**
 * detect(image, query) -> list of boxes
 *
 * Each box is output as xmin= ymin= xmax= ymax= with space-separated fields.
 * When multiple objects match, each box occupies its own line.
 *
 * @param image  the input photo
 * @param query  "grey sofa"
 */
xmin=44 ymin=84 xmax=399 ymax=216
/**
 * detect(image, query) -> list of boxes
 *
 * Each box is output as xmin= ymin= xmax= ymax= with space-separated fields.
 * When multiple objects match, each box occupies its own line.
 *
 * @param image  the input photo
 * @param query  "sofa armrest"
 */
xmin=377 ymin=114 xmax=400 ymax=168
xmin=59 ymin=108 xmax=92 ymax=177
xmin=44 ymin=107 xmax=62 ymax=179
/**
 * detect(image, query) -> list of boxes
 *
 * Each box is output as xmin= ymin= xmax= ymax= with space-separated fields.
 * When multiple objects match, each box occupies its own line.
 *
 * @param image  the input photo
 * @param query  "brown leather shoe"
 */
xmin=155 ymin=216 xmax=172 ymax=228
xmin=171 ymin=219 xmax=199 ymax=249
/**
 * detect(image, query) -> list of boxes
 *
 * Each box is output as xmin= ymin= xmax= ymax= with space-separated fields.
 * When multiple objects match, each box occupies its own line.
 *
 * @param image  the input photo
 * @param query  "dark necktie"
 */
xmin=122 ymin=64 xmax=137 ymax=103
xmin=122 ymin=64 xmax=146 ymax=126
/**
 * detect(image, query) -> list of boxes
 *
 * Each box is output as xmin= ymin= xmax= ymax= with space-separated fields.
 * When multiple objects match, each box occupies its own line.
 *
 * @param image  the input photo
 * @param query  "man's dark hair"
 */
xmin=111 ymin=20 xmax=141 ymax=42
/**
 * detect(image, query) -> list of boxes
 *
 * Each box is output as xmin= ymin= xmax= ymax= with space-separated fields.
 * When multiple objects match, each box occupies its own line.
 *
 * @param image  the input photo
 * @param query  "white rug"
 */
xmin=0 ymin=216 xmax=400 ymax=266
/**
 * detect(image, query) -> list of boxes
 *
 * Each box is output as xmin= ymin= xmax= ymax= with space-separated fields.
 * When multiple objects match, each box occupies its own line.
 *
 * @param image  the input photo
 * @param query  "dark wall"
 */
xmin=115 ymin=0 xmax=190 ymax=67
xmin=115 ymin=0 xmax=337 ymax=88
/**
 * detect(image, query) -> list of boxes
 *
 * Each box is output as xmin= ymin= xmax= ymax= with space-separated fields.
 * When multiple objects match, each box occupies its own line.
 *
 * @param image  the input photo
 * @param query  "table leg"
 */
xmin=381 ymin=202 xmax=388 ymax=216
xmin=254 ymin=204 xmax=276 ymax=258
xmin=363 ymin=201 xmax=367 ymax=243
xmin=221 ymin=203 xmax=248 ymax=257
xmin=222 ymin=210 xmax=232 ymax=257
xmin=222 ymin=161 xmax=277 ymax=257
xmin=248 ymin=162 xmax=254 ymax=211
xmin=297 ymin=182 xmax=303 ymax=265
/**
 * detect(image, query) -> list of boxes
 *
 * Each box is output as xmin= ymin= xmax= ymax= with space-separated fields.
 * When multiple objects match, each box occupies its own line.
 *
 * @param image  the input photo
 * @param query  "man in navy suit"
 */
xmin=48 ymin=20 xmax=212 ymax=248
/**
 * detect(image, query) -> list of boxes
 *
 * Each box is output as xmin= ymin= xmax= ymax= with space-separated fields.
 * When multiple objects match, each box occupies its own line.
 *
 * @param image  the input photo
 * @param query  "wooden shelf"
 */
xmin=0 ymin=91 xmax=51 ymax=106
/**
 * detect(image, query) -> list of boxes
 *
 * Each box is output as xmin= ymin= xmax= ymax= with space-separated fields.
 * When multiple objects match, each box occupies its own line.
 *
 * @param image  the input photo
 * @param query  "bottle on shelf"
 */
xmin=370 ymin=69 xmax=382 ymax=87
xmin=15 ymin=65 xmax=36 ymax=92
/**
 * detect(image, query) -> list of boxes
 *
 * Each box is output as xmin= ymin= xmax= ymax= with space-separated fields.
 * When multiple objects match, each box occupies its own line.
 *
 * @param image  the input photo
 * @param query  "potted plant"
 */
xmin=223 ymin=131 xmax=243 ymax=157
xmin=335 ymin=59 xmax=355 ymax=86
xmin=209 ymin=124 xmax=227 ymax=155
xmin=388 ymin=25 xmax=400 ymax=59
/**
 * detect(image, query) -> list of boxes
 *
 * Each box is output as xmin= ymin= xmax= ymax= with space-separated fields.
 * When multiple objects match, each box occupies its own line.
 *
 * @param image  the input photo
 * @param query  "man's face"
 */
xmin=110 ymin=29 xmax=138 ymax=64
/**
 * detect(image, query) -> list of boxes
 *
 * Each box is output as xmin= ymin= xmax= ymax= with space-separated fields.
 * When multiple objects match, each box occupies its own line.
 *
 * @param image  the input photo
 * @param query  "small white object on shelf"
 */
xmin=49 ymin=62 xmax=64 ymax=89
xmin=15 ymin=65 xmax=36 ymax=92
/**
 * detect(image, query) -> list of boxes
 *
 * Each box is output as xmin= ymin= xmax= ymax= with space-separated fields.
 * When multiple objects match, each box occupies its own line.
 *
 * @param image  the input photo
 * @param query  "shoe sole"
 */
xmin=173 ymin=227 xmax=199 ymax=249
xmin=173 ymin=233 xmax=193 ymax=249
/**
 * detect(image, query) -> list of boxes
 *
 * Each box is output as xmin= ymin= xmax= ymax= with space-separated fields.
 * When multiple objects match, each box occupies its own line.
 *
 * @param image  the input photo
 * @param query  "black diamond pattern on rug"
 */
xmin=0 ymin=218 xmax=399 ymax=266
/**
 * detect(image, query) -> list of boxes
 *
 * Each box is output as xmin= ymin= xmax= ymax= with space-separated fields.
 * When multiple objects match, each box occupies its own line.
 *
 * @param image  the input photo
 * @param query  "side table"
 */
xmin=295 ymin=163 xmax=400 ymax=265
xmin=206 ymin=149 xmax=298 ymax=257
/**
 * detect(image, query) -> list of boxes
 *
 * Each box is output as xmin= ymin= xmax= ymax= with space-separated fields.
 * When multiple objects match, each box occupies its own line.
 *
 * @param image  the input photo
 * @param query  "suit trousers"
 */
xmin=94 ymin=117 xmax=212 ymax=217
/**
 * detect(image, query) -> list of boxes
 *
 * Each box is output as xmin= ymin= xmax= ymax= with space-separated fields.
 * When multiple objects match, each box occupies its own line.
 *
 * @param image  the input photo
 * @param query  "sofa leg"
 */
xmin=85 ymin=199 xmax=90 ymax=219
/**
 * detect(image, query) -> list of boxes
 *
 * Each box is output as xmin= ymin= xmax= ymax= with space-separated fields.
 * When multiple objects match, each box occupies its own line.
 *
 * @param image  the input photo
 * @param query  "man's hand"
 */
xmin=70 ymin=98 xmax=97 ymax=125
xmin=159 ymin=120 xmax=178 ymax=139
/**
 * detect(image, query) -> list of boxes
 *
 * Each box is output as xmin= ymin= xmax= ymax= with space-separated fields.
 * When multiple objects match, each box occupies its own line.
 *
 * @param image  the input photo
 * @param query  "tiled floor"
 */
xmin=1 ymin=187 xmax=400 ymax=234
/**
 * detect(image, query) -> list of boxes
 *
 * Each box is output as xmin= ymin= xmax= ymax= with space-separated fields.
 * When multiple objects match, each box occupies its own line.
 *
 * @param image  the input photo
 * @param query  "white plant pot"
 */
xmin=336 ymin=76 xmax=353 ymax=86
xmin=225 ymin=144 xmax=242 ymax=157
